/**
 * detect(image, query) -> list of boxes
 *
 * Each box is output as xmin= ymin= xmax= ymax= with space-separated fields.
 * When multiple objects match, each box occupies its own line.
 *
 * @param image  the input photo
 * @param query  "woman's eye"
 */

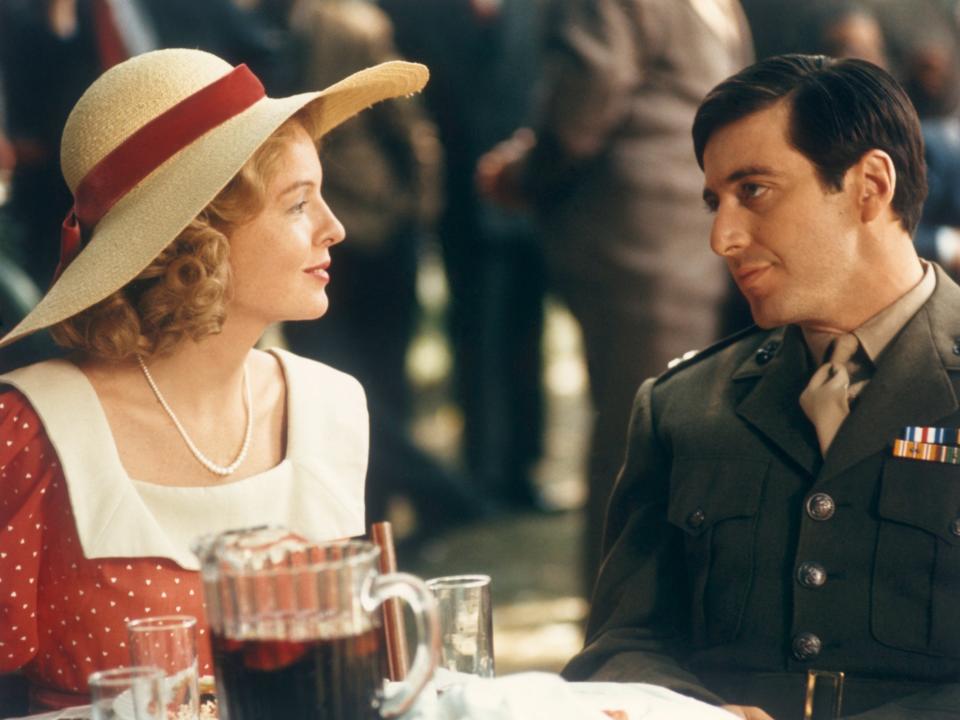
xmin=289 ymin=200 xmax=308 ymax=214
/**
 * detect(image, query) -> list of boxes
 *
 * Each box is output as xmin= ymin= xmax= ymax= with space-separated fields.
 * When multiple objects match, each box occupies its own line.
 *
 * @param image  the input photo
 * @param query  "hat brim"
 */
xmin=0 ymin=61 xmax=428 ymax=349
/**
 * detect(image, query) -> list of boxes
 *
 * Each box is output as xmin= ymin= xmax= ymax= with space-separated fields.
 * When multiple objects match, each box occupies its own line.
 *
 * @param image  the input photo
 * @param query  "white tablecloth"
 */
xmin=13 ymin=671 xmax=732 ymax=720
xmin=399 ymin=670 xmax=732 ymax=720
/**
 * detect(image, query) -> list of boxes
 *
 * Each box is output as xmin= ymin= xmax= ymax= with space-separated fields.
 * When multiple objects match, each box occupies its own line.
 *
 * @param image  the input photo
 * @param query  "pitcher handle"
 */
xmin=365 ymin=571 xmax=440 ymax=717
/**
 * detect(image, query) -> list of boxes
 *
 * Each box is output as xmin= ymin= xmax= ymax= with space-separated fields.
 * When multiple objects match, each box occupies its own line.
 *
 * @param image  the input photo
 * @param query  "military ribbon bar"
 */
xmin=892 ymin=438 xmax=960 ymax=464
xmin=900 ymin=426 xmax=960 ymax=445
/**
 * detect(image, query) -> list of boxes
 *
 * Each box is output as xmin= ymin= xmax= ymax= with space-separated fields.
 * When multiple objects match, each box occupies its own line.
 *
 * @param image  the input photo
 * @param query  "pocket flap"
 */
xmin=667 ymin=457 xmax=769 ymax=536
xmin=879 ymin=459 xmax=960 ymax=546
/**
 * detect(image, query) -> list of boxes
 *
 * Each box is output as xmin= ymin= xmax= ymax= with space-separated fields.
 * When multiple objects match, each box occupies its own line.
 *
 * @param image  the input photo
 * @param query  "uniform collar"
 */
xmin=802 ymin=260 xmax=935 ymax=365
xmin=731 ymin=263 xmax=960 ymax=478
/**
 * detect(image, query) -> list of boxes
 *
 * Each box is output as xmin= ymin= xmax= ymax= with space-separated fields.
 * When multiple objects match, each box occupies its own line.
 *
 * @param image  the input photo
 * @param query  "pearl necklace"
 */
xmin=137 ymin=355 xmax=253 ymax=476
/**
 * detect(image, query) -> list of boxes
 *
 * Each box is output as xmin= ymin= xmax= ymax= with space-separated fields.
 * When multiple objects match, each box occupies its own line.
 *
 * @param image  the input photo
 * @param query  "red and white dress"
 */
xmin=0 ymin=349 xmax=368 ymax=710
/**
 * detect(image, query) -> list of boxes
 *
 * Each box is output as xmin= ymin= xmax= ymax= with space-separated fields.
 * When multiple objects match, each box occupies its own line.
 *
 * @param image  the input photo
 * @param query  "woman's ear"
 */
xmin=852 ymin=149 xmax=897 ymax=224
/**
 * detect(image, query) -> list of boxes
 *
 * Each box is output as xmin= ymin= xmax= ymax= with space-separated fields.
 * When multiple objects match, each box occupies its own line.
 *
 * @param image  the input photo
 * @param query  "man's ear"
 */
xmin=851 ymin=149 xmax=897 ymax=223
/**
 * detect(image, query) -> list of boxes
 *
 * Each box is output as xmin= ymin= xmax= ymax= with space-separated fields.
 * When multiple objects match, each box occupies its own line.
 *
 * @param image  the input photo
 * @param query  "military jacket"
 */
xmin=564 ymin=266 xmax=960 ymax=719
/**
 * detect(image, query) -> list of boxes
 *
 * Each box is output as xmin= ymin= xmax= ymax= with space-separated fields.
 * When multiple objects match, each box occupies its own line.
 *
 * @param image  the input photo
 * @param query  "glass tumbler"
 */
xmin=127 ymin=615 xmax=200 ymax=720
xmin=89 ymin=666 xmax=165 ymax=720
xmin=426 ymin=574 xmax=494 ymax=677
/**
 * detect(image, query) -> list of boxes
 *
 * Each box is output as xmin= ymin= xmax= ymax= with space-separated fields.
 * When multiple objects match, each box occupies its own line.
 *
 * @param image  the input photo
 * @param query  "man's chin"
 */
xmin=747 ymin=301 xmax=785 ymax=329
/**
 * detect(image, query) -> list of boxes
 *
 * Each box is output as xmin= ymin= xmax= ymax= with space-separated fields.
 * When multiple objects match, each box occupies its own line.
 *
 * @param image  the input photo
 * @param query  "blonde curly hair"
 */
xmin=51 ymin=112 xmax=321 ymax=361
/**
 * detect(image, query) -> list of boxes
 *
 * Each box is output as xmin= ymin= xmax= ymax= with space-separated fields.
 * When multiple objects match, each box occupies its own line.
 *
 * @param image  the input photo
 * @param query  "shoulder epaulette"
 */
xmin=655 ymin=324 xmax=765 ymax=385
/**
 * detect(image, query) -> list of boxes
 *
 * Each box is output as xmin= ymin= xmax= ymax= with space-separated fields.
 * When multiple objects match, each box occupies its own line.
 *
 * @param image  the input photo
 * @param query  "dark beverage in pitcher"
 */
xmin=212 ymin=627 xmax=387 ymax=720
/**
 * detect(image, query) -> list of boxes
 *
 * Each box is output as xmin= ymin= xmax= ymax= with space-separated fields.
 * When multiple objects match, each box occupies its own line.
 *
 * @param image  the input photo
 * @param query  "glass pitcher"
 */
xmin=193 ymin=527 xmax=438 ymax=720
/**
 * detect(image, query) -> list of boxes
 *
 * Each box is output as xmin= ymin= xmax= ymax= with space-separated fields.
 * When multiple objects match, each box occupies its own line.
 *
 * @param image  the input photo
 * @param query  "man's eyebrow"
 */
xmin=703 ymin=165 xmax=780 ymax=204
xmin=725 ymin=165 xmax=779 ymax=184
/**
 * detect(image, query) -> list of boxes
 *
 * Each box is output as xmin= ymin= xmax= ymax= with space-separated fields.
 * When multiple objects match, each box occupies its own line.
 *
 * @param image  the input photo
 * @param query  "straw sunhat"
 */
xmin=0 ymin=48 xmax=428 ymax=349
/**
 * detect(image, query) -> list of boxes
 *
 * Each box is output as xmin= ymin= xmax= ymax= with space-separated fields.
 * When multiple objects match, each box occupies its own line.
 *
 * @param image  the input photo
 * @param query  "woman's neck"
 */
xmin=75 ymin=316 xmax=286 ymax=485
xmin=77 ymin=315 xmax=266 ymax=421
xmin=135 ymin=317 xmax=264 ymax=417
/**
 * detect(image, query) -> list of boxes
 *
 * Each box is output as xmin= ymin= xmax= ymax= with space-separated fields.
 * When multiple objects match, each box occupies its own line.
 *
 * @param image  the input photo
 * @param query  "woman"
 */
xmin=0 ymin=48 xmax=426 ymax=710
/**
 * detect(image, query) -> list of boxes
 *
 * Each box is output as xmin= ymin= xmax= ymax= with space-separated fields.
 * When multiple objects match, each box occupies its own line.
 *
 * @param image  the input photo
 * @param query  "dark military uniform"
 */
xmin=564 ymin=265 xmax=960 ymax=719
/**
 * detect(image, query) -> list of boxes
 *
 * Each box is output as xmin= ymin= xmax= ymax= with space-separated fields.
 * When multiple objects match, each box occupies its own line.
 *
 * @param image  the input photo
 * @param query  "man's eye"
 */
xmin=740 ymin=183 xmax=766 ymax=201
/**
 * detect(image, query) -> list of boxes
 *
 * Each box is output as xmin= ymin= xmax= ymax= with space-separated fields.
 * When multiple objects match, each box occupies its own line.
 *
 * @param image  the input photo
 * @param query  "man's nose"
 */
xmin=709 ymin=205 xmax=748 ymax=257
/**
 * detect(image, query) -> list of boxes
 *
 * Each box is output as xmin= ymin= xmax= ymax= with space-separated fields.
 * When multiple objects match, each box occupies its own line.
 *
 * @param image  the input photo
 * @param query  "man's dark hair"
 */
xmin=692 ymin=54 xmax=927 ymax=235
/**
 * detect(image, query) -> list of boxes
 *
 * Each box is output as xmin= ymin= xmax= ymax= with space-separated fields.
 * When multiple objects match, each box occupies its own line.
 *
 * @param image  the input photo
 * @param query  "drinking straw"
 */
xmin=371 ymin=521 xmax=409 ymax=680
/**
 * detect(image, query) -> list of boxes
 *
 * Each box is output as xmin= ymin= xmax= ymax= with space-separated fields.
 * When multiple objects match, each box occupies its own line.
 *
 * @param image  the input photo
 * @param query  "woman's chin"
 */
xmin=298 ymin=298 xmax=330 ymax=322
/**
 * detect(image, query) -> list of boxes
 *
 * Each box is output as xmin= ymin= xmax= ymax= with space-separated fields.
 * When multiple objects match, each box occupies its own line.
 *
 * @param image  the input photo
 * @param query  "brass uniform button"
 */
xmin=806 ymin=493 xmax=836 ymax=521
xmin=792 ymin=632 xmax=822 ymax=661
xmin=797 ymin=561 xmax=827 ymax=588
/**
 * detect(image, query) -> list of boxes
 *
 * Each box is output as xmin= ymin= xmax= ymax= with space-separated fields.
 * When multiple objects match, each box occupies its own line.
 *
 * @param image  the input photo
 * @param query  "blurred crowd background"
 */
xmin=3 ymin=0 xmax=960 ymax=673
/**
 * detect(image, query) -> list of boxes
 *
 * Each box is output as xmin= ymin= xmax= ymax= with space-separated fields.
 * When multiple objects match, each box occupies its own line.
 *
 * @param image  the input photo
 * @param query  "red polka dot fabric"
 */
xmin=0 ymin=390 xmax=213 ymax=710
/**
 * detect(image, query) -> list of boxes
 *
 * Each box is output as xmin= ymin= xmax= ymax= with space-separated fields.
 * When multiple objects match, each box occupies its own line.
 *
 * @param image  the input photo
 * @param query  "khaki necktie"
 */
xmin=800 ymin=333 xmax=861 ymax=455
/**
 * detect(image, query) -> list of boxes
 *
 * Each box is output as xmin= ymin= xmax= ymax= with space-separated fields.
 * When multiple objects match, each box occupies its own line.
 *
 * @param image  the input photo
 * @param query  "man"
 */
xmin=563 ymin=55 xmax=960 ymax=720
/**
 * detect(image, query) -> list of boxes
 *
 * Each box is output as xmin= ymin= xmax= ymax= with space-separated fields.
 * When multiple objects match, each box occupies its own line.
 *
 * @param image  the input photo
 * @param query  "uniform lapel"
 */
xmin=735 ymin=325 xmax=821 ymax=475
xmin=821 ymin=266 xmax=960 ymax=482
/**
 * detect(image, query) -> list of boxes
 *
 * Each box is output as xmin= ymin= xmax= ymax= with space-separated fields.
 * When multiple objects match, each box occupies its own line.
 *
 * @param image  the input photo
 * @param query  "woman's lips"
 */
xmin=305 ymin=263 xmax=330 ymax=282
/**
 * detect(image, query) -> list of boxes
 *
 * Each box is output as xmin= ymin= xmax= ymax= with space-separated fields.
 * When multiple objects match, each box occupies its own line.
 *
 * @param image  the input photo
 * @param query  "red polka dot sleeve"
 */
xmin=0 ymin=389 xmax=52 ymax=671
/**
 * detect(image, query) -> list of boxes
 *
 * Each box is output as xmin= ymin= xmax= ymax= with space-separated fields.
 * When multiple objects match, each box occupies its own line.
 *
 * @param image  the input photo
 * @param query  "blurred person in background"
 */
xmin=0 ymin=19 xmax=61 ymax=374
xmin=0 ymin=0 xmax=282 ymax=291
xmin=247 ymin=0 xmax=489 ymax=540
xmin=0 ymin=83 xmax=12 ymax=184
xmin=478 ymin=0 xmax=754 ymax=589
xmin=741 ymin=0 xmax=887 ymax=64
xmin=739 ymin=0 xmax=814 ymax=60
xmin=810 ymin=0 xmax=888 ymax=68
xmin=380 ymin=0 xmax=550 ymax=513
xmin=900 ymin=19 xmax=960 ymax=276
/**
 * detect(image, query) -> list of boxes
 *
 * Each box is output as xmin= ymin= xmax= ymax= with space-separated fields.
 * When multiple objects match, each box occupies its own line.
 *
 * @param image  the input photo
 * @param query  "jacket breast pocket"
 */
xmin=667 ymin=457 xmax=769 ymax=646
xmin=872 ymin=459 xmax=960 ymax=657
